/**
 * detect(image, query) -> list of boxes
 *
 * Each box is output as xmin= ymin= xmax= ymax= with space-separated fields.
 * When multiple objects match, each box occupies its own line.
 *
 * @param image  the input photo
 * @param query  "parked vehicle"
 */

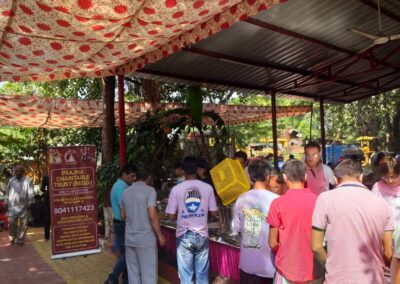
xmin=325 ymin=144 xmax=364 ymax=165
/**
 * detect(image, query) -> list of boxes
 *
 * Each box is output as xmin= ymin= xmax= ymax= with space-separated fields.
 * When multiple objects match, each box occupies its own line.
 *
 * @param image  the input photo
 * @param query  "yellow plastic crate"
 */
xmin=210 ymin=158 xmax=250 ymax=206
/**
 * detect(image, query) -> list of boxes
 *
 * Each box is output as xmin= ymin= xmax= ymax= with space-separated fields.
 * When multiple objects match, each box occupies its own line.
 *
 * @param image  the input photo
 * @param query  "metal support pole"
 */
xmin=309 ymin=103 xmax=313 ymax=142
xmin=319 ymin=99 xmax=326 ymax=164
xmin=271 ymin=90 xmax=279 ymax=169
xmin=118 ymin=75 xmax=126 ymax=169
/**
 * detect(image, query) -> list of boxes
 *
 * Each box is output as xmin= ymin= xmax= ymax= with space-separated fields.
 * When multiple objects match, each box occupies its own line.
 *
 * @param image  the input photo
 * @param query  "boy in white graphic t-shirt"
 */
xmin=233 ymin=159 xmax=278 ymax=283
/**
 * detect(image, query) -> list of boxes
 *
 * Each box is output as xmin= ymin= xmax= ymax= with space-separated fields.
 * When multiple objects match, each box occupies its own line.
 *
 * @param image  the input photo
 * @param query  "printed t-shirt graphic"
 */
xmin=165 ymin=180 xmax=218 ymax=237
xmin=242 ymin=207 xmax=266 ymax=249
xmin=232 ymin=189 xmax=278 ymax=278
xmin=185 ymin=187 xmax=201 ymax=213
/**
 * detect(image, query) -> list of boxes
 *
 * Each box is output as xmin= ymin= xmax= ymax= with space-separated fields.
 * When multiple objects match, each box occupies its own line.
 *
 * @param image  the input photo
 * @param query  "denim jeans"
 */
xmin=176 ymin=230 xmax=209 ymax=284
xmin=108 ymin=220 xmax=128 ymax=283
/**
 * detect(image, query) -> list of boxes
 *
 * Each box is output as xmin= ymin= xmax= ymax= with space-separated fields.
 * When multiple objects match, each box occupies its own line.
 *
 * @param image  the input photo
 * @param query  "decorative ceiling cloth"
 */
xmin=0 ymin=0 xmax=284 ymax=82
xmin=0 ymin=95 xmax=311 ymax=128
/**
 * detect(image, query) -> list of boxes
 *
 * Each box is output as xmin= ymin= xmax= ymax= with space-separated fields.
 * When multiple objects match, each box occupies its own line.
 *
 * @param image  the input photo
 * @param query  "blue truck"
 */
xmin=325 ymin=144 xmax=364 ymax=165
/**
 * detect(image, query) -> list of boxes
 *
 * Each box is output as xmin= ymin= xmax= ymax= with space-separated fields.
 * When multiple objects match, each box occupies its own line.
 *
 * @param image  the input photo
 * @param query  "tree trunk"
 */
xmin=142 ymin=79 xmax=160 ymax=102
xmin=391 ymin=100 xmax=400 ymax=153
xmin=102 ymin=76 xmax=116 ymax=164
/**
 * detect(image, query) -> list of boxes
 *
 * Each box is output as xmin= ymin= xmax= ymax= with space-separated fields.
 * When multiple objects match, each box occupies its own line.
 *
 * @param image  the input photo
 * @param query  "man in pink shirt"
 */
xmin=304 ymin=141 xmax=336 ymax=195
xmin=267 ymin=159 xmax=323 ymax=284
xmin=312 ymin=159 xmax=394 ymax=284
xmin=165 ymin=156 xmax=218 ymax=284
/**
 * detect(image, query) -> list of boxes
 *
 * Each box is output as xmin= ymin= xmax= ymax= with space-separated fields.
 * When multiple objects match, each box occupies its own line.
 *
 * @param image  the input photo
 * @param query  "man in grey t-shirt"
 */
xmin=120 ymin=168 xmax=165 ymax=284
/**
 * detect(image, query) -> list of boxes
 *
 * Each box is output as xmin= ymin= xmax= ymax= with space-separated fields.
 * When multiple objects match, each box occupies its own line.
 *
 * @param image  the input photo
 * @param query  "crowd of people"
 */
xmin=2 ymin=140 xmax=400 ymax=284
xmin=101 ymin=140 xmax=400 ymax=284
xmin=232 ymin=142 xmax=400 ymax=284
xmin=104 ymin=157 xmax=218 ymax=284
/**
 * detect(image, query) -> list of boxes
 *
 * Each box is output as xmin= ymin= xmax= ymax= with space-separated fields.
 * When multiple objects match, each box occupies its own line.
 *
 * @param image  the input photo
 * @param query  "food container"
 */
xmin=217 ymin=203 xmax=236 ymax=237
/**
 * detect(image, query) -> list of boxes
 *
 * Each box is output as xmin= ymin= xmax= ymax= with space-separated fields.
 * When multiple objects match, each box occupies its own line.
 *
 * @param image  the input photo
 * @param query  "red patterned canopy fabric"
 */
xmin=0 ymin=95 xmax=311 ymax=128
xmin=0 ymin=0 xmax=283 ymax=82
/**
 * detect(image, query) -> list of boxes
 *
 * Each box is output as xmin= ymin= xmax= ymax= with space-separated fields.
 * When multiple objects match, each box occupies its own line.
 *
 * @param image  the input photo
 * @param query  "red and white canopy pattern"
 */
xmin=0 ymin=0 xmax=284 ymax=82
xmin=0 ymin=95 xmax=311 ymax=128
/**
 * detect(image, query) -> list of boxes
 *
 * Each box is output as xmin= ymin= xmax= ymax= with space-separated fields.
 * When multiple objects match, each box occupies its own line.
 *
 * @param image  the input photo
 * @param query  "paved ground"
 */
xmin=0 ymin=226 xmax=171 ymax=284
xmin=0 ymin=226 xmax=235 ymax=284
xmin=0 ymin=227 xmax=64 ymax=284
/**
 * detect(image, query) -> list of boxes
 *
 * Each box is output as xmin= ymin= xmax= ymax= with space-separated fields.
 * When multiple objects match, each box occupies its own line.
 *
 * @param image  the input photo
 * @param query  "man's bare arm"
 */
xmin=312 ymin=227 xmax=327 ymax=266
xmin=148 ymin=207 xmax=166 ymax=246
xmin=383 ymin=230 xmax=393 ymax=267
xmin=120 ymin=207 xmax=126 ymax=220
xmin=268 ymin=227 xmax=279 ymax=252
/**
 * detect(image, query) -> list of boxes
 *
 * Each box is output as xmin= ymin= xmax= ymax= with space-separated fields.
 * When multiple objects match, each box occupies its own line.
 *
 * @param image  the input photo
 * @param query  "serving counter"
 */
xmin=159 ymin=220 xmax=241 ymax=282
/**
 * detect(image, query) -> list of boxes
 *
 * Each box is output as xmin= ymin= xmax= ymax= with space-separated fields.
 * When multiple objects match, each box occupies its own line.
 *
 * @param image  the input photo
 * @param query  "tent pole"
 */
xmin=270 ymin=90 xmax=279 ymax=169
xmin=118 ymin=75 xmax=126 ymax=168
xmin=319 ymin=98 xmax=326 ymax=164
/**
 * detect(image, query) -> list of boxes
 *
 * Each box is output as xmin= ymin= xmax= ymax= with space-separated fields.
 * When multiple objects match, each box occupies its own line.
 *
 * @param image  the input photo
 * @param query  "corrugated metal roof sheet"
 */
xmin=135 ymin=0 xmax=400 ymax=104
xmin=254 ymin=0 xmax=400 ymax=52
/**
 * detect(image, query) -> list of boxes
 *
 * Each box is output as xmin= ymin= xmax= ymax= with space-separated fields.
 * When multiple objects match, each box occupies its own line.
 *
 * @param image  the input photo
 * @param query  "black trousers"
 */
xmin=240 ymin=269 xmax=274 ymax=284
xmin=43 ymin=203 xmax=50 ymax=239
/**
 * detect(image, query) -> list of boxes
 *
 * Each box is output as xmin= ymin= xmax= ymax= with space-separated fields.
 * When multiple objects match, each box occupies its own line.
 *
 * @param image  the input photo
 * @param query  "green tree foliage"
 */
xmin=0 ymin=78 xmax=102 ymax=99
xmin=230 ymin=94 xmax=316 ymax=148
xmin=0 ymin=78 xmax=103 ymax=179
xmin=124 ymin=75 xmax=187 ymax=103
xmin=96 ymin=156 xmax=120 ymax=208
xmin=121 ymin=86 xmax=227 ymax=175
xmin=324 ymin=89 xmax=400 ymax=152
xmin=229 ymin=89 xmax=400 ymax=154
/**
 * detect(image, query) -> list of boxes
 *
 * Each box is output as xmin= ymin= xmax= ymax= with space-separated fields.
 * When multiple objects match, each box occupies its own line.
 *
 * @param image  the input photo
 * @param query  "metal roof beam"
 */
xmin=183 ymin=47 xmax=378 ymax=92
xmin=243 ymin=18 xmax=400 ymax=72
xmin=137 ymin=69 xmax=271 ymax=92
xmin=243 ymin=18 xmax=353 ymax=55
xmin=136 ymin=69 xmax=326 ymax=102
xmin=357 ymin=0 xmax=400 ymax=24
xmin=324 ymin=70 xmax=399 ymax=98
xmin=183 ymin=47 xmax=309 ymax=76
xmin=137 ymin=69 xmax=348 ymax=103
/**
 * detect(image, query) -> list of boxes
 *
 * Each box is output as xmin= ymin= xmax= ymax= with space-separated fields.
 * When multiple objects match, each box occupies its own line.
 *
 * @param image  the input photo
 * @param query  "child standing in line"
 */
xmin=372 ymin=158 xmax=400 ymax=284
